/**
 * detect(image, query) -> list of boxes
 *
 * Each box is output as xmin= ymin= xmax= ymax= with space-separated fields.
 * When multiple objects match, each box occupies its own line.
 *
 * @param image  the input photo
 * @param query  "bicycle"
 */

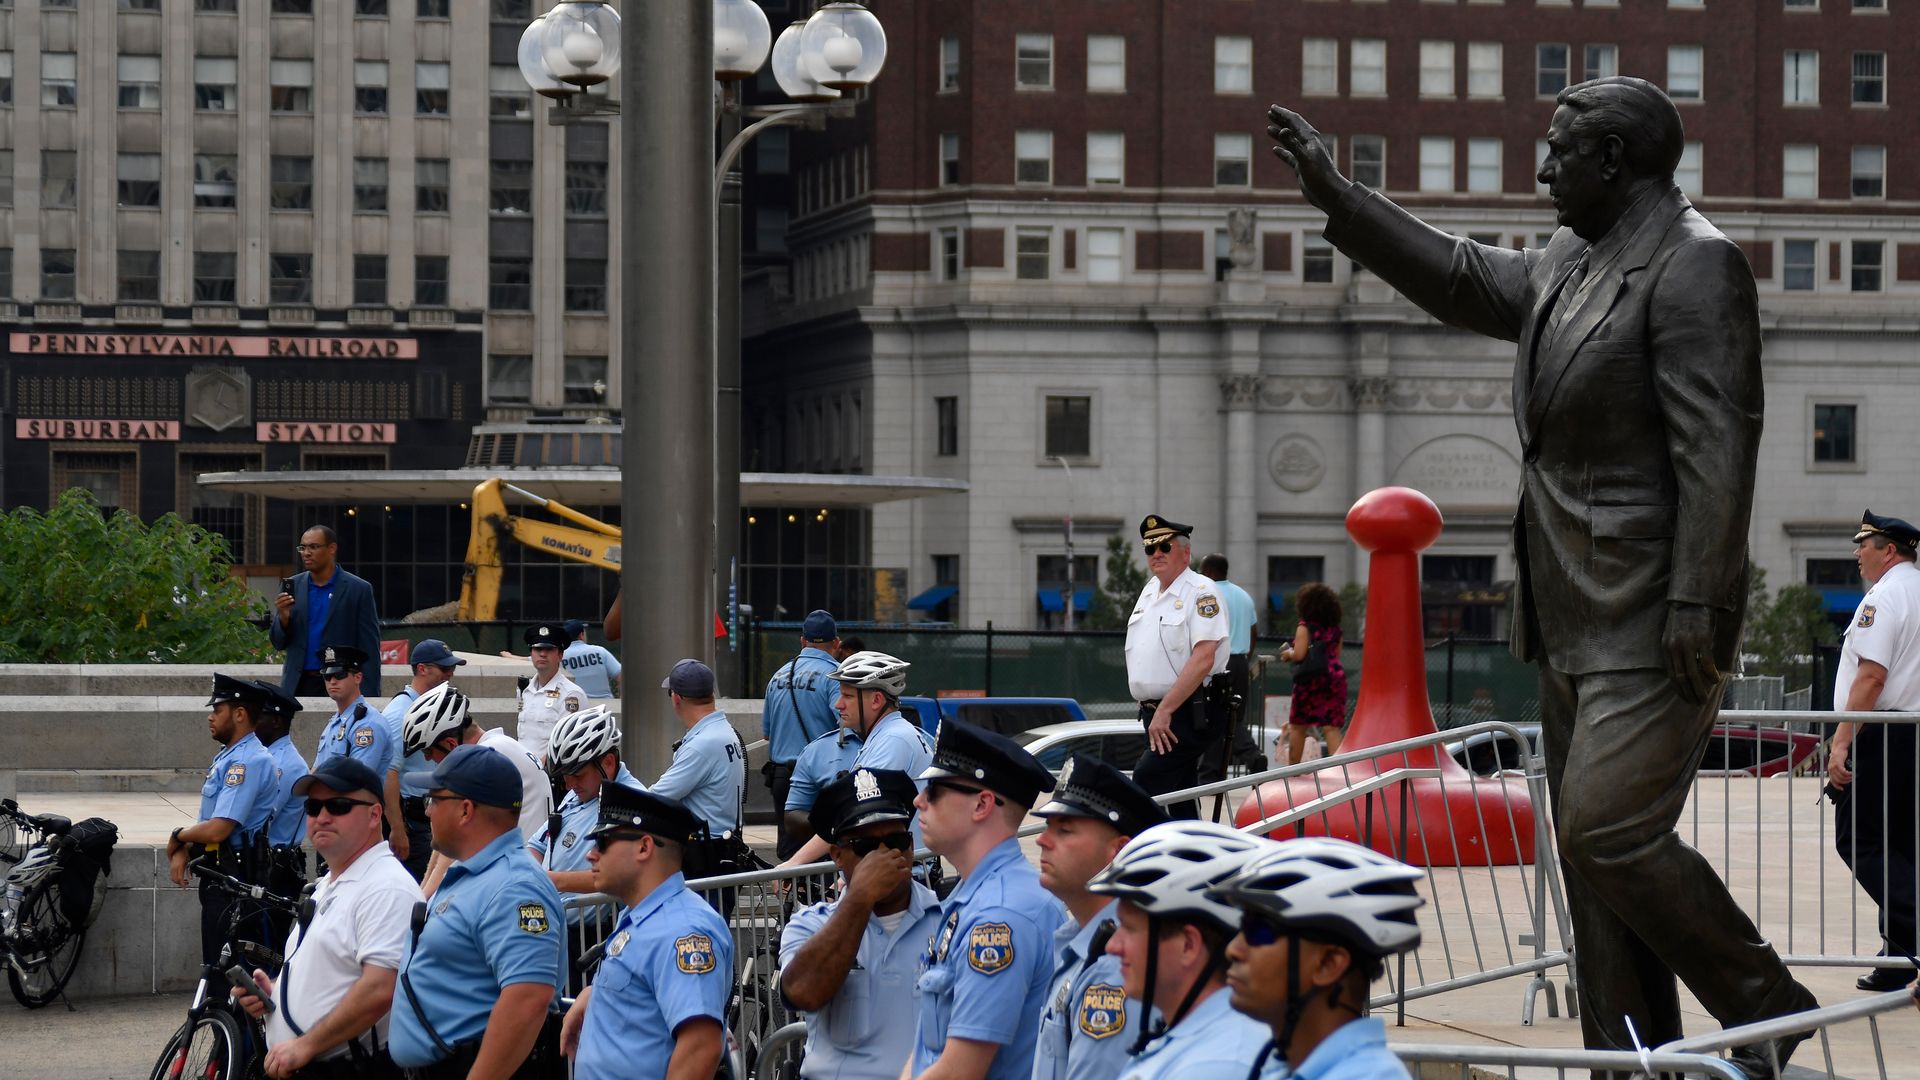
xmin=149 ymin=860 xmax=303 ymax=1080
xmin=1 ymin=800 xmax=115 ymax=1009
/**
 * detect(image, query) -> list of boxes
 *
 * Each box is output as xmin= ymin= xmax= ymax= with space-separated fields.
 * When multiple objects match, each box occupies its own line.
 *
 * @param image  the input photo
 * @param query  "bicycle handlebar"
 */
xmin=188 ymin=859 xmax=302 ymax=916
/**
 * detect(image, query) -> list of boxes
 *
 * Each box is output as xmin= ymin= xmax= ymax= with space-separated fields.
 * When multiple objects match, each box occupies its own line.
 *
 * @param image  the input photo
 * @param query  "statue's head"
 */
xmin=1539 ymin=77 xmax=1685 ymax=241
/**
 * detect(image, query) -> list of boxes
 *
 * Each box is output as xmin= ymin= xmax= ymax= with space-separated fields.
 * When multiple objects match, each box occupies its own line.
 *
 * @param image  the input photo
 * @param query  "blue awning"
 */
xmin=1269 ymin=590 xmax=1290 ymax=613
xmin=907 ymin=585 xmax=958 ymax=611
xmin=1820 ymin=587 xmax=1865 ymax=615
xmin=1037 ymin=588 xmax=1093 ymax=613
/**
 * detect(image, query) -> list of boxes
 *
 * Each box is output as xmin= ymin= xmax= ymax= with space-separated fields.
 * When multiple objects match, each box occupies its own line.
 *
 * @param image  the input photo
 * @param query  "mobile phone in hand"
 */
xmin=225 ymin=965 xmax=274 ymax=1016
xmin=279 ymin=577 xmax=295 ymax=597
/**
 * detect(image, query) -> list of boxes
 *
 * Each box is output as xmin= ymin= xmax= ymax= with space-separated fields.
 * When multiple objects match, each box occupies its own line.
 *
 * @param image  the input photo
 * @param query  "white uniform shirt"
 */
xmin=515 ymin=671 xmax=586 ymax=762
xmin=1837 ymin=560 xmax=1920 ymax=711
xmin=477 ymin=728 xmax=554 ymax=843
xmin=266 ymin=842 xmax=422 ymax=1058
xmin=1123 ymin=568 xmax=1231 ymax=702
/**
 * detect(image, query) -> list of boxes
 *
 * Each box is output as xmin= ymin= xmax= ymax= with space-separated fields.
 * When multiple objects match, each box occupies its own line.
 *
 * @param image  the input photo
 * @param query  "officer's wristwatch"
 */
xmin=170 ymin=827 xmax=184 ymax=847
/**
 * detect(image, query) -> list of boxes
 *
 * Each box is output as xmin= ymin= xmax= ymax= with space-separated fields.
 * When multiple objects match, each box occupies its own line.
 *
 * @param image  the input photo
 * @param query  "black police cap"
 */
xmin=1855 ymin=509 xmax=1920 ymax=548
xmin=1139 ymin=514 xmax=1194 ymax=545
xmin=589 ymin=782 xmax=705 ymax=845
xmin=317 ymin=644 xmax=368 ymax=676
xmin=918 ymin=717 xmax=1057 ymax=809
xmin=206 ymin=672 xmax=266 ymax=708
xmin=814 ymin=768 xmax=918 ymax=843
xmin=250 ymin=679 xmax=304 ymax=721
xmin=1034 ymin=753 xmax=1168 ymax=837
xmin=524 ymin=624 xmax=568 ymax=649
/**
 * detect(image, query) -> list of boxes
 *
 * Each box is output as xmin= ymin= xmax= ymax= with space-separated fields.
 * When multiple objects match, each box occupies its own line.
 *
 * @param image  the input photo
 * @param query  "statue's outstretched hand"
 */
xmin=1267 ymin=105 xmax=1348 ymax=207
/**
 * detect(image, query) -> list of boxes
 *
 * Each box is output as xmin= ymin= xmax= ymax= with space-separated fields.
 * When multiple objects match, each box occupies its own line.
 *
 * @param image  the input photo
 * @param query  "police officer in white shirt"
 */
xmin=232 ymin=756 xmax=422 ymax=1079
xmin=1123 ymin=515 xmax=1231 ymax=819
xmin=517 ymin=624 xmax=587 ymax=761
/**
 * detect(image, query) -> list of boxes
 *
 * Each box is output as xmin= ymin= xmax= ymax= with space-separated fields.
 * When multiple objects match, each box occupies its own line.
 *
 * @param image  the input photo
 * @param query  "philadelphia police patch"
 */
xmin=352 ymin=726 xmax=377 ymax=748
xmin=1860 ymin=605 xmax=1877 ymax=628
xmin=518 ymin=902 xmax=550 ymax=934
xmin=1196 ymin=594 xmax=1220 ymax=619
xmin=1078 ymin=983 xmax=1127 ymax=1039
xmin=967 ymin=922 xmax=1014 ymax=975
xmin=223 ymin=762 xmax=247 ymax=787
xmin=676 ymin=933 xmax=717 ymax=974
xmin=565 ymin=696 xmax=581 ymax=713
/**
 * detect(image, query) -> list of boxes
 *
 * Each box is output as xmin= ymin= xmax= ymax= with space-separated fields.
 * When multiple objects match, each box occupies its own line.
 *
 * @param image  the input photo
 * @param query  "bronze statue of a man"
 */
xmin=1267 ymin=78 xmax=1816 ymax=1076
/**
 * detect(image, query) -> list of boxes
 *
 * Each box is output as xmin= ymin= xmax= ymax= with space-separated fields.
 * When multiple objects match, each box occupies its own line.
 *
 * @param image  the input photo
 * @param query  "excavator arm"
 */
xmin=456 ymin=478 xmax=624 ymax=622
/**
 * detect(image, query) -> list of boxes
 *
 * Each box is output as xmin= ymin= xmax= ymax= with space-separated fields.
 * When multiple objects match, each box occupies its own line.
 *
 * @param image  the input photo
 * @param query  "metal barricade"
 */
xmin=1656 ymin=988 xmax=1917 ymax=1080
xmin=1395 ymin=1043 xmax=1748 ymax=1079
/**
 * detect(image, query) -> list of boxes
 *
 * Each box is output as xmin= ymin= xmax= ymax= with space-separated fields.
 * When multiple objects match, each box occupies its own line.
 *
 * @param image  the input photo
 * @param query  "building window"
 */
xmin=270 ymin=254 xmax=312 ymax=304
xmin=1467 ymin=42 xmax=1501 ymax=99
xmin=1016 ymin=33 xmax=1053 ymax=89
xmin=1807 ymin=559 xmax=1857 ymax=587
xmin=273 ymin=0 xmax=315 ymax=12
xmin=1302 ymin=38 xmax=1338 ymax=95
xmin=0 ymin=152 xmax=11 ymax=206
xmin=1419 ymin=41 xmax=1454 ymax=98
xmin=0 ymin=54 xmax=13 ymax=106
xmin=754 ymin=206 xmax=788 ymax=253
xmin=193 ymin=154 xmax=239 ymax=206
xmin=1852 ymin=145 xmax=1885 ymax=197
xmin=1784 ymin=50 xmax=1819 ymax=104
xmin=41 ymin=249 xmax=76 ymax=300
xmin=1214 ymin=133 xmax=1252 ymax=187
xmin=937 ymin=228 xmax=961 ymax=280
xmin=1851 ymin=240 xmax=1884 ymax=291
xmin=353 ymin=158 xmax=389 ymax=212
xmin=1216 ymin=36 xmax=1253 ymax=94
xmin=42 ymin=151 xmax=77 ymax=209
xmin=415 ymin=255 xmax=449 ymax=306
xmin=1086 ymin=227 xmax=1123 ymax=283
xmin=1015 ymin=228 xmax=1051 ymax=280
xmin=939 ymin=132 xmax=960 ymax=186
xmin=270 ymin=59 xmax=314 ymax=113
xmin=1348 ymin=136 xmax=1385 ymax=188
xmin=1419 ymin=137 xmax=1454 ymax=192
xmin=1668 ymin=45 xmax=1703 ymax=100
xmin=493 ymin=0 xmax=534 ymax=20
xmin=1304 ymin=244 xmax=1334 ymax=283
xmin=123 ymin=0 xmax=166 ymax=7
xmin=1813 ymin=403 xmax=1857 ymax=462
xmin=1782 ymin=239 xmax=1817 ymax=290
xmin=352 ymin=255 xmax=386 ymax=306
xmin=1043 ymin=395 xmax=1091 ymax=458
xmin=1015 ymin=130 xmax=1052 ymax=184
xmin=564 ymin=355 xmax=609 ymax=405
xmin=1351 ymin=39 xmax=1386 ymax=95
xmin=1035 ymin=554 xmax=1100 ymax=628
xmin=1467 ymin=138 xmax=1501 ymax=193
xmin=195 ymin=57 xmax=238 ymax=111
xmin=198 ymin=0 xmax=240 ymax=10
xmin=1852 ymin=51 xmax=1886 ymax=105
xmin=354 ymin=61 xmax=389 ymax=114
xmin=935 ymin=396 xmax=959 ymax=456
xmin=419 ymin=0 xmax=451 ymax=16
xmin=1676 ymin=142 xmax=1703 ymax=194
xmin=1086 ymin=131 xmax=1124 ymax=186
xmin=118 ymin=250 xmax=160 ymax=302
xmin=491 ymin=159 xmax=534 ymax=213
xmin=118 ymin=55 xmax=162 ymax=109
xmin=1088 ymin=35 xmax=1126 ymax=92
xmin=757 ymin=128 xmax=789 ymax=175
xmin=490 ymin=64 xmax=532 ymax=117
xmin=490 ymin=255 xmax=532 ymax=309
xmin=194 ymin=252 xmax=236 ymax=303
xmin=1266 ymin=556 xmax=1327 ymax=629
xmin=565 ymin=258 xmax=607 ymax=311
xmin=416 ymin=62 xmax=450 ymax=115
xmin=1536 ymin=44 xmax=1569 ymax=97
xmin=271 ymin=156 xmax=313 ymax=210
xmin=117 ymin=153 xmax=162 ymax=208
xmin=416 ymin=158 xmax=449 ymax=212
xmin=940 ymin=35 xmax=960 ymax=91
xmin=356 ymin=0 xmax=388 ymax=14
xmin=488 ymin=354 xmax=533 ymax=404
xmin=1585 ymin=44 xmax=1619 ymax=81
xmin=1784 ymin=0 xmax=1819 ymax=6
xmin=42 ymin=53 xmax=76 ymax=108
xmin=1782 ymin=145 xmax=1818 ymax=198
xmin=566 ymin=161 xmax=609 ymax=216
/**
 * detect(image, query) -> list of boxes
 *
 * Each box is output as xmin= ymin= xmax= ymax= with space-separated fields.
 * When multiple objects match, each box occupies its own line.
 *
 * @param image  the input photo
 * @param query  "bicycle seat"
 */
xmin=29 ymin=814 xmax=71 ymax=835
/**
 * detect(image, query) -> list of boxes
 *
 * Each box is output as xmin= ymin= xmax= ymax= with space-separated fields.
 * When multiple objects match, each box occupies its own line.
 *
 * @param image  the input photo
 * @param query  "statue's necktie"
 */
xmin=1543 ymin=252 xmax=1591 ymax=347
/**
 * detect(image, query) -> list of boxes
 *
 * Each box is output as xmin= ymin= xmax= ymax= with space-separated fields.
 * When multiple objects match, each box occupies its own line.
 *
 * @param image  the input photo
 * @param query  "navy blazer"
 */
xmin=268 ymin=567 xmax=383 ymax=696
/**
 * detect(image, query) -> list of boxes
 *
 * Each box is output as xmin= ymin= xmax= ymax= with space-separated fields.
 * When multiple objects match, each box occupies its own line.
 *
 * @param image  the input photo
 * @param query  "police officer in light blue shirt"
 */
xmin=764 ymin=610 xmax=844 ymax=854
xmin=1031 ymin=755 xmax=1169 ymax=1080
xmin=784 ymin=725 xmax=863 ymax=847
xmin=649 ymin=659 xmax=748 ymax=850
xmin=250 ymin=680 xmax=311 ymax=850
xmin=167 ymin=674 xmax=281 ymax=965
xmin=560 ymin=619 xmax=623 ymax=699
xmin=780 ymin=768 xmax=941 ymax=1080
xmin=389 ymin=745 xmax=565 ymax=1076
xmin=563 ymin=783 xmax=732 ymax=1080
xmin=530 ymin=705 xmax=642 ymax=934
xmin=313 ymin=645 xmax=393 ymax=773
xmin=382 ymin=639 xmax=465 ymax=879
xmin=911 ymin=718 xmax=1067 ymax=1080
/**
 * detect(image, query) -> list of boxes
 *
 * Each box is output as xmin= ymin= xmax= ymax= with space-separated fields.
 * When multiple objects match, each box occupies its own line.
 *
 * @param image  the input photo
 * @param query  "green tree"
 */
xmin=0 ymin=488 xmax=273 ymax=663
xmin=1085 ymin=533 xmax=1149 ymax=630
xmin=1742 ymin=564 xmax=1837 ymax=678
xmin=1337 ymin=581 xmax=1368 ymax=641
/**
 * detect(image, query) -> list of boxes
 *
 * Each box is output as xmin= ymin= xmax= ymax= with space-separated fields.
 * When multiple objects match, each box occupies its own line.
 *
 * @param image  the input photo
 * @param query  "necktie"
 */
xmin=1543 ymin=252 xmax=1591 ymax=347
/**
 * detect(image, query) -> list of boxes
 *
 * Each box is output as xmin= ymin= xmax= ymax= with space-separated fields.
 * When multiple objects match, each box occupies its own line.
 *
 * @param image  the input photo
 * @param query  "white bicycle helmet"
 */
xmin=548 ymin=704 xmax=620 ymax=773
xmin=402 ymin=683 xmax=471 ymax=755
xmin=828 ymin=650 xmax=910 ymax=698
xmin=1087 ymin=820 xmax=1272 ymax=932
xmin=1205 ymin=837 xmax=1425 ymax=956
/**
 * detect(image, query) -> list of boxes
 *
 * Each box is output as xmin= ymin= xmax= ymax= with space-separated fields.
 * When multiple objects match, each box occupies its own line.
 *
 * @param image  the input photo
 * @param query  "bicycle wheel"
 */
xmin=0 ymin=816 xmax=21 ymax=868
xmin=5 ymin=881 xmax=86 ymax=1008
xmin=150 ymin=1008 xmax=247 ymax=1080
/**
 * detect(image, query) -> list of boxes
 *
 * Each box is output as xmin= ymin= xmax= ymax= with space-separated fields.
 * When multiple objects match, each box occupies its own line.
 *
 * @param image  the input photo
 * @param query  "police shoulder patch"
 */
xmin=967 ymin=921 xmax=1014 ymax=975
xmin=352 ymin=725 xmax=377 ymax=748
xmin=676 ymin=933 xmax=717 ymax=974
xmin=565 ymin=696 xmax=580 ymax=713
xmin=1196 ymin=594 xmax=1221 ymax=619
xmin=518 ymin=902 xmax=550 ymax=935
xmin=1078 ymin=983 xmax=1128 ymax=1039
xmin=1860 ymin=605 xmax=1877 ymax=628
xmin=223 ymin=761 xmax=247 ymax=787
xmin=561 ymin=831 xmax=577 ymax=849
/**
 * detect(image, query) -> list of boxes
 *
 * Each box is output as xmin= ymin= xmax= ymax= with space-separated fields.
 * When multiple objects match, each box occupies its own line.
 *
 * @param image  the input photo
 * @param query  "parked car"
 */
xmin=896 ymin=696 xmax=1089 ymax=739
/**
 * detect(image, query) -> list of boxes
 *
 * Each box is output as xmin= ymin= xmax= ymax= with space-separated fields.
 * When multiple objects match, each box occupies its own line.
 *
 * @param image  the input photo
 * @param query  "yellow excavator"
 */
xmin=455 ymin=478 xmax=621 ymax=622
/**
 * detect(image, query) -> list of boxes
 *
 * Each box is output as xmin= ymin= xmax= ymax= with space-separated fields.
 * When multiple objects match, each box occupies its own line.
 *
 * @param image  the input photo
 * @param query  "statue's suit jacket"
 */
xmin=1323 ymin=183 xmax=1761 ymax=674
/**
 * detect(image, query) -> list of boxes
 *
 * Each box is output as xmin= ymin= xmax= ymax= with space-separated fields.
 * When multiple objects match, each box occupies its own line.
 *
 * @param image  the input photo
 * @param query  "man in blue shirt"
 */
xmin=168 ymin=674 xmax=280 ymax=965
xmin=381 ymin=638 xmax=465 ymax=879
xmin=314 ymin=645 xmax=394 ymax=775
xmin=649 ymin=659 xmax=749 ymax=885
xmin=390 ymin=745 xmax=565 ymax=1078
xmin=782 ymin=725 xmax=863 ymax=852
xmin=910 ymin=718 xmax=1065 ymax=1080
xmin=763 ymin=609 xmax=843 ymax=856
xmin=562 ymin=783 xmax=731 ymax=1080
xmin=559 ymin=619 xmax=623 ymax=699
xmin=270 ymin=524 xmax=382 ymax=697
xmin=1204 ymin=838 xmax=1425 ymax=1080
xmin=780 ymin=768 xmax=941 ymax=1080
xmin=1199 ymin=553 xmax=1262 ymax=782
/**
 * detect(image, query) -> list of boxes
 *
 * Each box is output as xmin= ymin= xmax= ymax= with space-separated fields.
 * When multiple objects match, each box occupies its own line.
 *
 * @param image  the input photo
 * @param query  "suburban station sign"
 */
xmin=257 ymin=421 xmax=398 ymax=444
xmin=8 ymin=332 xmax=417 ymax=359
xmin=15 ymin=419 xmax=181 ymax=440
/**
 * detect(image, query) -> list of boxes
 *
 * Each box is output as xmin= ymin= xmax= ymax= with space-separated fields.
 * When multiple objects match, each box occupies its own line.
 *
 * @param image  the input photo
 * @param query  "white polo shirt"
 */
xmin=477 ymin=728 xmax=553 ymax=844
xmin=267 ymin=841 xmax=422 ymax=1058
xmin=1124 ymin=568 xmax=1231 ymax=702
xmin=1836 ymin=560 xmax=1920 ymax=712
xmin=515 ymin=671 xmax=586 ymax=762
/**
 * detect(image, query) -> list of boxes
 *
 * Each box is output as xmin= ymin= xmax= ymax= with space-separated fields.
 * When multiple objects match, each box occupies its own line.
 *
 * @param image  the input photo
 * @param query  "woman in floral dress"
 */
xmin=1278 ymin=582 xmax=1349 ymax=764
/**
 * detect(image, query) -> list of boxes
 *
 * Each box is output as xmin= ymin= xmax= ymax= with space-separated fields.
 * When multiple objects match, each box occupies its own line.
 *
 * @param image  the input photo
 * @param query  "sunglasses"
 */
xmin=421 ymin=793 xmax=468 ymax=808
xmin=1239 ymin=910 xmax=1290 ymax=948
xmin=930 ymin=781 xmax=1005 ymax=807
xmin=838 ymin=831 xmax=914 ymax=858
xmin=304 ymin=796 xmax=376 ymax=818
xmin=1143 ymin=541 xmax=1174 ymax=554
